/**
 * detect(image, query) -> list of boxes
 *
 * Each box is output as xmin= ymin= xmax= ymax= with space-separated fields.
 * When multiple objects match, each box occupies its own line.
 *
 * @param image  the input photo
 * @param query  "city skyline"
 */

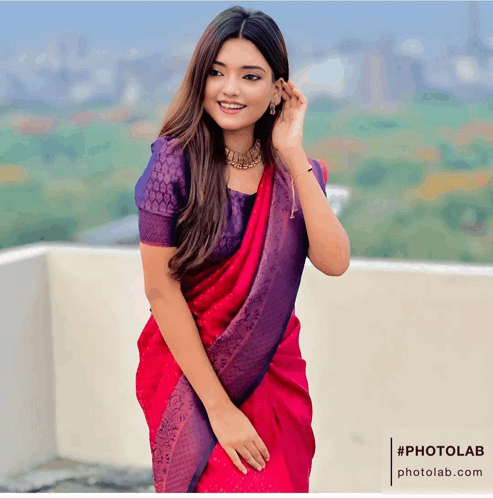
xmin=2 ymin=2 xmax=493 ymax=109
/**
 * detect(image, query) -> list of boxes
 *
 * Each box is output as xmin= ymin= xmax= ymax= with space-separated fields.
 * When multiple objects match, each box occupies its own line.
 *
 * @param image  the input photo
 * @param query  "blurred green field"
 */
xmin=1 ymin=93 xmax=493 ymax=264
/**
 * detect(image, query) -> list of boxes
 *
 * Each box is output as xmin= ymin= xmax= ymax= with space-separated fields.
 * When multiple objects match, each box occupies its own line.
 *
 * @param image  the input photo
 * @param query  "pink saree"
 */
xmin=136 ymin=155 xmax=328 ymax=493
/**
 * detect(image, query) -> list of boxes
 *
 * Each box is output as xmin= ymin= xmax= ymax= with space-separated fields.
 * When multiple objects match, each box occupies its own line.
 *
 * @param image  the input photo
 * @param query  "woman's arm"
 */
xmin=280 ymin=149 xmax=350 ymax=277
xmin=148 ymin=291 xmax=233 ymax=413
xmin=141 ymin=243 xmax=232 ymax=414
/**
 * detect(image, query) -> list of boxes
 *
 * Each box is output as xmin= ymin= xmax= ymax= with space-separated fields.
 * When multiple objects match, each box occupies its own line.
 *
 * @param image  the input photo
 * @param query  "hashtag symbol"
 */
xmin=397 ymin=446 xmax=404 ymax=456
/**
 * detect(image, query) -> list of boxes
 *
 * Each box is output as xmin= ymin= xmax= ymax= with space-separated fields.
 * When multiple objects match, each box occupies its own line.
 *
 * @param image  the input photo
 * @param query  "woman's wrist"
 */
xmin=277 ymin=147 xmax=310 ymax=177
xmin=204 ymin=395 xmax=235 ymax=416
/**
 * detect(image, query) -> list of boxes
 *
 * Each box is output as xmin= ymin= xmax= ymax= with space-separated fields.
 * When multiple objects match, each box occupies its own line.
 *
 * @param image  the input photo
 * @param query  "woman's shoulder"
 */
xmin=150 ymin=135 xmax=185 ymax=158
xmin=314 ymin=158 xmax=328 ymax=185
xmin=148 ymin=135 xmax=189 ymax=176
xmin=307 ymin=156 xmax=329 ymax=196
xmin=135 ymin=135 xmax=190 ymax=215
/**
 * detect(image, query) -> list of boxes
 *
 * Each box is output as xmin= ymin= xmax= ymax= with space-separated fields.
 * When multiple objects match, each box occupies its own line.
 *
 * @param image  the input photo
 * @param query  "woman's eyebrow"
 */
xmin=212 ymin=60 xmax=266 ymax=73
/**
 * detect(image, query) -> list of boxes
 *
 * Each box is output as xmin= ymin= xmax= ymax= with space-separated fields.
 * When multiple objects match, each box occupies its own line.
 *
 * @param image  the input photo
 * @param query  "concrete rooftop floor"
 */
xmin=0 ymin=456 xmax=155 ymax=493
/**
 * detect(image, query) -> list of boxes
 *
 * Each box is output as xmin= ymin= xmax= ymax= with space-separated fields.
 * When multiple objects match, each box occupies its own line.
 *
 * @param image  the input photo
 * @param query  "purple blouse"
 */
xmin=135 ymin=136 xmax=327 ymax=264
xmin=135 ymin=136 xmax=257 ymax=263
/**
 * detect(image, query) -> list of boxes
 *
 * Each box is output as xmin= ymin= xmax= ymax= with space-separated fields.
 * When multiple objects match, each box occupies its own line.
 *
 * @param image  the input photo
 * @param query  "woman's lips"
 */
xmin=217 ymin=102 xmax=246 ymax=114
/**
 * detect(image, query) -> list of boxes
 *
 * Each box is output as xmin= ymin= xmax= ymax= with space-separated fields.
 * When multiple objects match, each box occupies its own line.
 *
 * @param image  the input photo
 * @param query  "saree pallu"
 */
xmin=136 ymin=158 xmax=324 ymax=492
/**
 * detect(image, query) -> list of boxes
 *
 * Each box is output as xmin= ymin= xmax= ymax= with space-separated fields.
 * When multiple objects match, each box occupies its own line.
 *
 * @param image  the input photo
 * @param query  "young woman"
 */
xmin=135 ymin=6 xmax=350 ymax=493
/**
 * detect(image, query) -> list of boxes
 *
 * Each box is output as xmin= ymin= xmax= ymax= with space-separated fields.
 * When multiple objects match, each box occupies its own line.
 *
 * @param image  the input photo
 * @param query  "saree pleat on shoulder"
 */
xmin=136 ymin=141 xmax=328 ymax=493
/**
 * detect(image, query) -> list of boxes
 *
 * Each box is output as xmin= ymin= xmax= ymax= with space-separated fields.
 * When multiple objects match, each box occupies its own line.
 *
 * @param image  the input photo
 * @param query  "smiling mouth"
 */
xmin=218 ymin=102 xmax=246 ymax=109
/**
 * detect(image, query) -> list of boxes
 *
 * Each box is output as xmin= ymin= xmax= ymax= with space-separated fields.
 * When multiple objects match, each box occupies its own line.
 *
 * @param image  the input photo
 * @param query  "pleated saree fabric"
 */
xmin=135 ymin=137 xmax=328 ymax=492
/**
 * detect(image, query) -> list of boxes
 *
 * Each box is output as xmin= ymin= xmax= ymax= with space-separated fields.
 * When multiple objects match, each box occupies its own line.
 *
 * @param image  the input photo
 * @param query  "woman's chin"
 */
xmin=206 ymin=109 xmax=258 ymax=132
xmin=214 ymin=119 xmax=253 ymax=132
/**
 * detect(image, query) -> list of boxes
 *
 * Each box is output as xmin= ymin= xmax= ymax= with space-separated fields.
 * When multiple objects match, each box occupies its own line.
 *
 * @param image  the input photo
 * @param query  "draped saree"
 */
xmin=136 ymin=155 xmax=328 ymax=493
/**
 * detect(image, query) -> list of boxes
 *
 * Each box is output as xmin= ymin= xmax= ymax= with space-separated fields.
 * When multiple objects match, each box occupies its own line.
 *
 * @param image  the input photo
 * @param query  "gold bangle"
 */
xmin=291 ymin=166 xmax=313 ymax=183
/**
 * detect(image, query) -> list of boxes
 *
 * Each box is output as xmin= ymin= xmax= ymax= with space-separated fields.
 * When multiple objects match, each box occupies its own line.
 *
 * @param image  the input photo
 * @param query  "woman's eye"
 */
xmin=208 ymin=69 xmax=260 ymax=81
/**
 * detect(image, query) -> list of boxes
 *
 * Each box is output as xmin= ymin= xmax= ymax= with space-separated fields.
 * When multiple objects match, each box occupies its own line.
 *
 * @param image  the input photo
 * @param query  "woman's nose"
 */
xmin=223 ymin=75 xmax=240 ymax=94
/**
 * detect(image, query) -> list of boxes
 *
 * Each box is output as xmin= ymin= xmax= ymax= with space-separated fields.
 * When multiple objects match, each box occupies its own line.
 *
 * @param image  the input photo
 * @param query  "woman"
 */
xmin=135 ymin=5 xmax=350 ymax=493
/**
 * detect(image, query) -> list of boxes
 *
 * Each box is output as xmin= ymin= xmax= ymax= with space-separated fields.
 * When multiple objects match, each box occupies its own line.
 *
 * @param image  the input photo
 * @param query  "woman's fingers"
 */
xmin=292 ymin=86 xmax=307 ymax=105
xmin=282 ymin=90 xmax=292 ymax=112
xmin=283 ymin=80 xmax=306 ymax=104
xmin=282 ymin=89 xmax=302 ymax=110
xmin=235 ymin=444 xmax=264 ymax=471
xmin=282 ymin=89 xmax=291 ymax=100
xmin=253 ymin=435 xmax=270 ymax=462
xmin=245 ymin=440 xmax=266 ymax=468
xmin=207 ymin=404 xmax=270 ymax=475
xmin=225 ymin=447 xmax=248 ymax=475
xmin=283 ymin=80 xmax=297 ymax=98
xmin=282 ymin=86 xmax=295 ymax=102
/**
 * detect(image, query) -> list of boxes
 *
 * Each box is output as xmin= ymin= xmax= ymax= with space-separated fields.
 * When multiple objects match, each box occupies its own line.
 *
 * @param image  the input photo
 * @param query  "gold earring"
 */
xmin=270 ymin=102 xmax=276 ymax=115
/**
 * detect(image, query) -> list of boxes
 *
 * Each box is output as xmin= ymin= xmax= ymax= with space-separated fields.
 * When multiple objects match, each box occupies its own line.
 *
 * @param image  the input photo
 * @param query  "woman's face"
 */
xmin=203 ymin=38 xmax=282 ymax=139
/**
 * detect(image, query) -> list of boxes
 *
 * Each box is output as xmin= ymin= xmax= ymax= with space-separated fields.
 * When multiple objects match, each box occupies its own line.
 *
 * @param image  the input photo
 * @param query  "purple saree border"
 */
xmin=152 ymin=160 xmax=310 ymax=493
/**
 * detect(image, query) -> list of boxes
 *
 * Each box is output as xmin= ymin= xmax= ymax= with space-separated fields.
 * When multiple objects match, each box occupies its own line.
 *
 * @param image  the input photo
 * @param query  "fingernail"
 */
xmin=257 ymin=466 xmax=262 ymax=471
xmin=243 ymin=469 xmax=247 ymax=475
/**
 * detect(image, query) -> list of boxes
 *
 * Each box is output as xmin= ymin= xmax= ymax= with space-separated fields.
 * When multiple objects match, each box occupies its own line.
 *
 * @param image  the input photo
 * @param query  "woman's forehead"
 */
xmin=215 ymin=38 xmax=267 ymax=66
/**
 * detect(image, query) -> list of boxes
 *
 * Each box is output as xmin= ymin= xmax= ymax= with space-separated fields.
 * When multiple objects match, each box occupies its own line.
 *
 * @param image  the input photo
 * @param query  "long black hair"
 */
xmin=157 ymin=5 xmax=290 ymax=280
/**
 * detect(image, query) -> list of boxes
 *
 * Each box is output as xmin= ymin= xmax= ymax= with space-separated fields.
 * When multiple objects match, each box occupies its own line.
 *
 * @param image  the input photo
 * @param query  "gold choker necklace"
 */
xmin=225 ymin=139 xmax=262 ymax=170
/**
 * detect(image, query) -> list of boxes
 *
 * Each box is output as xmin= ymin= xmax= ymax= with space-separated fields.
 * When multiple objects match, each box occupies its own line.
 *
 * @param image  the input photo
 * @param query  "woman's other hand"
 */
xmin=207 ymin=403 xmax=270 ymax=474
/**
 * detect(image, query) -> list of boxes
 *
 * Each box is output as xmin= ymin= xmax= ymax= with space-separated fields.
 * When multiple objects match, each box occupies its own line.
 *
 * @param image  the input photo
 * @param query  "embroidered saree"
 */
xmin=136 ymin=143 xmax=328 ymax=493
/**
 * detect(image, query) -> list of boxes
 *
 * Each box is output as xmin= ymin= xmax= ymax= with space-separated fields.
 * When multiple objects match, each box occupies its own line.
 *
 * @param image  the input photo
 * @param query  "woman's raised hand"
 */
xmin=271 ymin=79 xmax=308 ymax=158
xmin=207 ymin=403 xmax=270 ymax=474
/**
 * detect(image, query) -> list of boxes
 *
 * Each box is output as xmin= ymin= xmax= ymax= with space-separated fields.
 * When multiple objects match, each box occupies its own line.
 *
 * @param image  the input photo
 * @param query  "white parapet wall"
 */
xmin=0 ymin=246 xmax=56 ymax=476
xmin=0 ymin=242 xmax=492 ymax=492
xmin=296 ymin=258 xmax=493 ymax=492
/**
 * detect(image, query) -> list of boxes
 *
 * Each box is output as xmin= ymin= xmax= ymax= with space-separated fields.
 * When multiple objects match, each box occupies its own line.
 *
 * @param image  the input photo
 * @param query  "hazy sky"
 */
xmin=2 ymin=1 xmax=493 ymax=60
